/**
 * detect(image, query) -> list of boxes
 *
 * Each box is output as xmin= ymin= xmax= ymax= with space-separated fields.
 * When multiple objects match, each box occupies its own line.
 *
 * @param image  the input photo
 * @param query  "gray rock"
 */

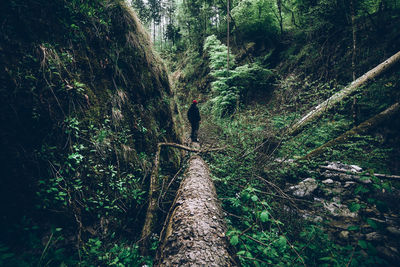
xmin=323 ymin=200 xmax=358 ymax=218
xmin=322 ymin=179 xmax=334 ymax=184
xmin=350 ymin=165 xmax=363 ymax=172
xmin=290 ymin=178 xmax=318 ymax=197
xmin=344 ymin=181 xmax=356 ymax=188
xmin=365 ymin=232 xmax=383 ymax=241
xmin=386 ymin=226 xmax=400 ymax=236
xmin=339 ymin=231 xmax=349 ymax=239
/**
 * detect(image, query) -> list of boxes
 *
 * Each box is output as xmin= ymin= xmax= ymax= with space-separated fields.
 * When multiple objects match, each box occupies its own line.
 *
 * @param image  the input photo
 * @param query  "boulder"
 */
xmin=323 ymin=199 xmax=358 ymax=218
xmin=289 ymin=178 xmax=318 ymax=198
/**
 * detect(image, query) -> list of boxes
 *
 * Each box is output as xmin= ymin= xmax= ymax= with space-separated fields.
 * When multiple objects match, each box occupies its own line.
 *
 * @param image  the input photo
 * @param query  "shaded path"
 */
xmin=155 ymin=154 xmax=236 ymax=266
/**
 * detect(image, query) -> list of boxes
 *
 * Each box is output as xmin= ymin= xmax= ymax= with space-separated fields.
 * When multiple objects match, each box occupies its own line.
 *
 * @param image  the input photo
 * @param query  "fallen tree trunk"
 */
xmin=288 ymin=51 xmax=400 ymax=136
xmin=140 ymin=143 xmax=226 ymax=255
xmin=319 ymin=165 xmax=400 ymax=180
xmin=155 ymin=155 xmax=236 ymax=266
xmin=301 ymin=103 xmax=400 ymax=160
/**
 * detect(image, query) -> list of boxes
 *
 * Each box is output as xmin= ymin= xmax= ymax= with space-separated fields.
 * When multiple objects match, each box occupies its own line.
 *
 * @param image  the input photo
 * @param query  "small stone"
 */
xmin=322 ymin=179 xmax=334 ymax=184
xmin=387 ymin=226 xmax=400 ymax=236
xmin=290 ymin=178 xmax=318 ymax=198
xmin=364 ymin=208 xmax=378 ymax=215
xmin=369 ymin=217 xmax=385 ymax=223
xmin=365 ymin=232 xmax=383 ymax=241
xmin=350 ymin=165 xmax=362 ymax=172
xmin=339 ymin=231 xmax=349 ymax=239
xmin=376 ymin=246 xmax=399 ymax=260
xmin=344 ymin=181 xmax=356 ymax=188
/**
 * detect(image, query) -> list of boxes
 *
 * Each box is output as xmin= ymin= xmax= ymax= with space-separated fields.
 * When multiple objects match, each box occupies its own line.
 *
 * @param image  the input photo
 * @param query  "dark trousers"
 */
xmin=190 ymin=121 xmax=199 ymax=141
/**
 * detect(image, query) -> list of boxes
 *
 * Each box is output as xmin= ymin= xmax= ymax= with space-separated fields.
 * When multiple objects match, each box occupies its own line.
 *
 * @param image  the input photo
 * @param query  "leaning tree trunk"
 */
xmin=155 ymin=155 xmax=237 ymax=266
xmin=288 ymin=50 xmax=400 ymax=136
xmin=301 ymin=103 xmax=400 ymax=160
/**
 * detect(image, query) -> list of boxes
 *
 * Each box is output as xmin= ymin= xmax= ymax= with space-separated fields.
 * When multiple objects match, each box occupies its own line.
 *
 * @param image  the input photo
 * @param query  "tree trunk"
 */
xmin=288 ymin=50 xmax=400 ymax=136
xmin=227 ymin=0 xmax=230 ymax=75
xmin=277 ymin=0 xmax=283 ymax=35
xmin=301 ymin=103 xmax=400 ymax=160
xmin=140 ymin=143 xmax=225 ymax=255
xmin=140 ymin=143 xmax=162 ymax=255
xmin=350 ymin=0 xmax=357 ymax=81
xmin=155 ymin=155 xmax=237 ymax=266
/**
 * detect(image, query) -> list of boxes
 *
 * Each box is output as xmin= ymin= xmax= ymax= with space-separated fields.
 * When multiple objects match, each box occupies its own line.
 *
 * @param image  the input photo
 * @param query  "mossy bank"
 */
xmin=0 ymin=0 xmax=182 ymax=265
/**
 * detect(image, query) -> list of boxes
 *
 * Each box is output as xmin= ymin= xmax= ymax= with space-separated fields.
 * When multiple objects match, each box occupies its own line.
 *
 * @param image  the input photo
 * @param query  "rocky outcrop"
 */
xmin=287 ymin=162 xmax=400 ymax=263
xmin=156 ymin=155 xmax=236 ymax=266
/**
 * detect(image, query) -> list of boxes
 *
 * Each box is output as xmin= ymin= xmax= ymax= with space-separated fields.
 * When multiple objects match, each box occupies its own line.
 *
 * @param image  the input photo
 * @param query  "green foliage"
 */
xmin=232 ymin=0 xmax=279 ymax=42
xmin=80 ymin=239 xmax=149 ymax=267
xmin=204 ymin=35 xmax=275 ymax=117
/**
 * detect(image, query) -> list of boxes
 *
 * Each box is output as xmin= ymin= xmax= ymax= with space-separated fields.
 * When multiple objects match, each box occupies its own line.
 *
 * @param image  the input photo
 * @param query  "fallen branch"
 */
xmin=301 ymin=103 xmax=400 ymax=160
xmin=288 ymin=51 xmax=400 ymax=136
xmin=158 ymin=142 xmax=226 ymax=153
xmin=140 ymin=142 xmax=225 ymax=255
xmin=319 ymin=165 xmax=400 ymax=180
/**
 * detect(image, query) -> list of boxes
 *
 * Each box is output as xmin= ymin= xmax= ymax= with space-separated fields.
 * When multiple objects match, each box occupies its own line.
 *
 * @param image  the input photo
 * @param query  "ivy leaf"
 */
xmin=277 ymin=236 xmax=286 ymax=251
xmin=348 ymin=202 xmax=361 ymax=212
xmin=230 ymin=235 xmax=239 ymax=246
xmin=251 ymin=195 xmax=258 ymax=202
xmin=366 ymin=218 xmax=378 ymax=230
xmin=260 ymin=210 xmax=269 ymax=222
xmin=358 ymin=240 xmax=367 ymax=249
xmin=347 ymin=225 xmax=359 ymax=231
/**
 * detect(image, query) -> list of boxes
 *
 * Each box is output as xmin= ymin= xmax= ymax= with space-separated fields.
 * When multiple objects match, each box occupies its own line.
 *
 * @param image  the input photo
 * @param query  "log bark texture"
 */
xmin=155 ymin=155 xmax=236 ymax=266
xmin=289 ymin=50 xmax=400 ymax=136
xmin=301 ymin=102 xmax=400 ymax=160
xmin=140 ymin=143 xmax=226 ymax=254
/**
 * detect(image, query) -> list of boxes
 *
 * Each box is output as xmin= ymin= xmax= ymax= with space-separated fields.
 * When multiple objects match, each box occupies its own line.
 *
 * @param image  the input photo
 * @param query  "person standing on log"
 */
xmin=187 ymin=100 xmax=201 ymax=142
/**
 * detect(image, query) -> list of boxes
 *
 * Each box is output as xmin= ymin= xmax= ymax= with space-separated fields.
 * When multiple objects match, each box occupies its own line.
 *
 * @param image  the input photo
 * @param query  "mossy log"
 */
xmin=140 ymin=143 xmax=226 ymax=255
xmin=301 ymin=103 xmax=400 ymax=160
xmin=155 ymin=155 xmax=236 ymax=266
xmin=289 ymin=50 xmax=400 ymax=136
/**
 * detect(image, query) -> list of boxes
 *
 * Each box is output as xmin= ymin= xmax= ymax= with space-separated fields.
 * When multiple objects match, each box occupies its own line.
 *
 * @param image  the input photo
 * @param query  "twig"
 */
xmin=38 ymin=231 xmax=54 ymax=267
xmin=346 ymin=245 xmax=356 ymax=267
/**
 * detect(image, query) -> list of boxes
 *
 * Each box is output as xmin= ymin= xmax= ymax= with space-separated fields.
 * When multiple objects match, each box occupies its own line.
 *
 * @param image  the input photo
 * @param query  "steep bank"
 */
xmin=0 ymin=0 xmax=181 ymax=265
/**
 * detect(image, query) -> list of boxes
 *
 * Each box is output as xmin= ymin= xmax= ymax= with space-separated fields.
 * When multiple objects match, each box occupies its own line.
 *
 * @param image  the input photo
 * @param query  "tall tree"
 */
xmin=148 ymin=0 xmax=162 ymax=42
xmin=131 ymin=0 xmax=150 ymax=24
